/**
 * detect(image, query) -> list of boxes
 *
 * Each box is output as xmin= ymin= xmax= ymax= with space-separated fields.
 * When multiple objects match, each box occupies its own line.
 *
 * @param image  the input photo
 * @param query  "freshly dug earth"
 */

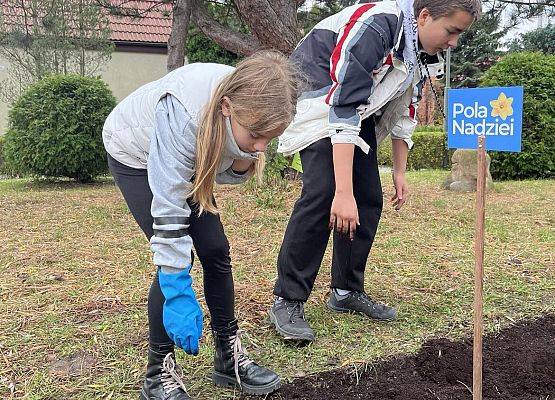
xmin=256 ymin=315 xmax=554 ymax=400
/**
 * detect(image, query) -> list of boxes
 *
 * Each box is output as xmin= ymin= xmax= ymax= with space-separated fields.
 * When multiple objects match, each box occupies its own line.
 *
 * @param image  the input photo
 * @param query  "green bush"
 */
xmin=264 ymin=138 xmax=290 ymax=178
xmin=3 ymin=74 xmax=116 ymax=182
xmin=480 ymin=52 xmax=554 ymax=180
xmin=0 ymin=135 xmax=8 ymax=175
xmin=0 ymin=135 xmax=5 ymax=171
xmin=0 ymin=134 xmax=19 ymax=177
xmin=378 ymin=131 xmax=447 ymax=170
xmin=244 ymin=139 xmax=291 ymax=210
xmin=414 ymin=125 xmax=444 ymax=132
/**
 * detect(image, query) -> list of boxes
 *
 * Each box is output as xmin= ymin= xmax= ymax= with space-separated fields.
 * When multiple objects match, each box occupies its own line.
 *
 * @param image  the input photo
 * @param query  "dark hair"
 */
xmin=414 ymin=0 xmax=482 ymax=20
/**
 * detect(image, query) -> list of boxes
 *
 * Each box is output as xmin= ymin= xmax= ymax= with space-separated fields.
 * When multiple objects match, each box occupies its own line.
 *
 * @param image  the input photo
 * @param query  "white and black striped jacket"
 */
xmin=278 ymin=0 xmax=444 ymax=156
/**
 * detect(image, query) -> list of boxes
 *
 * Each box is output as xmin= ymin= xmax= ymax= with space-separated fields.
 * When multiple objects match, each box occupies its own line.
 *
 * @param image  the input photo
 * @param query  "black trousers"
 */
xmin=107 ymin=154 xmax=235 ymax=345
xmin=274 ymin=117 xmax=383 ymax=301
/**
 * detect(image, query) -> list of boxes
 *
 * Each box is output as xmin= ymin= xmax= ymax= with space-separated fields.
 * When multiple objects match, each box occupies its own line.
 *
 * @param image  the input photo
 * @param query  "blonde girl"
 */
xmin=103 ymin=51 xmax=298 ymax=399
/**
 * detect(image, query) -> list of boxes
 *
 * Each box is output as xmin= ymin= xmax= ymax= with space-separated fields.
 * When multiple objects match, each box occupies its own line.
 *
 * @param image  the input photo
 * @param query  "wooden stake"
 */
xmin=473 ymin=135 xmax=487 ymax=400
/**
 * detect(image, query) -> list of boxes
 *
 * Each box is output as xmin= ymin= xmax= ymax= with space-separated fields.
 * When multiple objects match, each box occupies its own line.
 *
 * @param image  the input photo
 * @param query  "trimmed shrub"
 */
xmin=378 ymin=131 xmax=447 ymax=170
xmin=414 ymin=125 xmax=444 ymax=132
xmin=0 ymin=134 xmax=18 ymax=177
xmin=377 ymin=138 xmax=393 ymax=166
xmin=0 ymin=135 xmax=5 ymax=171
xmin=3 ymin=74 xmax=116 ymax=182
xmin=480 ymin=52 xmax=554 ymax=180
xmin=0 ymin=135 xmax=7 ymax=175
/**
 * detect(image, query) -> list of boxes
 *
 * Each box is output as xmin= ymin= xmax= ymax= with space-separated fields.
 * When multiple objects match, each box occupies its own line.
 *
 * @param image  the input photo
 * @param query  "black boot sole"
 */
xmin=326 ymin=300 xmax=397 ymax=321
xmin=268 ymin=307 xmax=315 ymax=342
xmin=212 ymin=371 xmax=281 ymax=395
xmin=139 ymin=388 xmax=191 ymax=400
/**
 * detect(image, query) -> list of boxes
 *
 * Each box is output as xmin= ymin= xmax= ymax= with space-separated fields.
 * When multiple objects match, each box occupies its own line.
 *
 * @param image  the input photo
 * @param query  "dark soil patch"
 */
xmin=259 ymin=315 xmax=554 ymax=400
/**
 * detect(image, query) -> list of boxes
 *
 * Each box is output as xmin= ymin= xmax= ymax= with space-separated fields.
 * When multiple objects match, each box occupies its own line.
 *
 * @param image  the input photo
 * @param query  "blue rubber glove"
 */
xmin=158 ymin=266 xmax=203 ymax=355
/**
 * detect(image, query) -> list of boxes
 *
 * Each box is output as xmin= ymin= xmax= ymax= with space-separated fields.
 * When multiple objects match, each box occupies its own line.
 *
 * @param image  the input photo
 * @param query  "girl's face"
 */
xmin=417 ymin=9 xmax=474 ymax=55
xmin=221 ymin=98 xmax=282 ymax=154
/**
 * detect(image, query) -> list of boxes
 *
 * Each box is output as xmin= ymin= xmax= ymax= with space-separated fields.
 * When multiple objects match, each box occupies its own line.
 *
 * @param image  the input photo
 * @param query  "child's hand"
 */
xmin=329 ymin=192 xmax=360 ymax=240
xmin=391 ymin=172 xmax=410 ymax=210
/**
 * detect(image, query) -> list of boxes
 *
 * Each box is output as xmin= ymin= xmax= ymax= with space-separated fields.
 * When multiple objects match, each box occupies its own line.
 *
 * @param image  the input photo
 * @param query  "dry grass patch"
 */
xmin=0 ymin=172 xmax=553 ymax=399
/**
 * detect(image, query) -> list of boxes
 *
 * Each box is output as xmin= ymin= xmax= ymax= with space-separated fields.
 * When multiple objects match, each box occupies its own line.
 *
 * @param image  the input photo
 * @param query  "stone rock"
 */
xmin=48 ymin=350 xmax=96 ymax=377
xmin=443 ymin=149 xmax=493 ymax=192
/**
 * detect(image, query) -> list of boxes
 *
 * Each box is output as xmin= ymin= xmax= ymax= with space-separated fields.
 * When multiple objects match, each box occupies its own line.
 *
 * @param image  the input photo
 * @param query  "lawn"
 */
xmin=0 ymin=170 xmax=553 ymax=399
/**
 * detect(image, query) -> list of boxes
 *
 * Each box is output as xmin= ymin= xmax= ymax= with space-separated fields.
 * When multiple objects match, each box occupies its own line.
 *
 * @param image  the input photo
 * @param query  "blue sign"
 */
xmin=447 ymin=86 xmax=523 ymax=152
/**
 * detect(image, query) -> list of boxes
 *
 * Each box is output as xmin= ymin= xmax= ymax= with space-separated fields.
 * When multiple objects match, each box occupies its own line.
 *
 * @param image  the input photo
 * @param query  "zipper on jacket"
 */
xmin=368 ymin=22 xmax=391 ymax=56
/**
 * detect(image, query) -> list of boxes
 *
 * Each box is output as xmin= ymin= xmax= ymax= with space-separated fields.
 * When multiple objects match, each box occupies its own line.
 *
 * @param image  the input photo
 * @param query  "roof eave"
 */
xmin=112 ymin=40 xmax=168 ymax=48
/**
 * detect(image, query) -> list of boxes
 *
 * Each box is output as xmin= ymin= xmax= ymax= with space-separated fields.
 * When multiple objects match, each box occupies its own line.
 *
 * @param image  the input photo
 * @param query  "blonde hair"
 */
xmin=191 ymin=50 xmax=299 ymax=214
xmin=414 ymin=0 xmax=482 ymax=20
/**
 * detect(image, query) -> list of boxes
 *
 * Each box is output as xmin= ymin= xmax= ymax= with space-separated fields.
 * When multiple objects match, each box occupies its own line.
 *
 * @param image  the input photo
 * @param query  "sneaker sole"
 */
xmin=139 ymin=388 xmax=149 ymax=400
xmin=326 ymin=301 xmax=397 ymax=321
xmin=268 ymin=307 xmax=315 ymax=342
xmin=212 ymin=371 xmax=281 ymax=395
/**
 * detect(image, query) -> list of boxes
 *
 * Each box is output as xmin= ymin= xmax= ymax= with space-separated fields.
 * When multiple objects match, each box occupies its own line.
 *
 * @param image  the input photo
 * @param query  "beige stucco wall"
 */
xmin=100 ymin=49 xmax=168 ymax=101
xmin=0 ymin=48 xmax=168 ymax=135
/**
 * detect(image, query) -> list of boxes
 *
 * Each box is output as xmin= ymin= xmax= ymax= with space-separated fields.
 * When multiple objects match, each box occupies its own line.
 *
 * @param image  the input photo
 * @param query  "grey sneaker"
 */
xmin=327 ymin=290 xmax=397 ymax=321
xmin=269 ymin=299 xmax=315 ymax=342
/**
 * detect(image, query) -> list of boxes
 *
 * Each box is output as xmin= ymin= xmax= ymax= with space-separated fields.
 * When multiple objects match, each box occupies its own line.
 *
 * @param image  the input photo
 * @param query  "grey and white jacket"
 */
xmin=103 ymin=64 xmax=258 ymax=273
xmin=278 ymin=0 xmax=444 ymax=156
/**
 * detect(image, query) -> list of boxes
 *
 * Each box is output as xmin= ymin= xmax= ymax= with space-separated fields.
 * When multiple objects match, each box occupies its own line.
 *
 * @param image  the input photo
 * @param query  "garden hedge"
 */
xmin=3 ymin=74 xmax=116 ymax=182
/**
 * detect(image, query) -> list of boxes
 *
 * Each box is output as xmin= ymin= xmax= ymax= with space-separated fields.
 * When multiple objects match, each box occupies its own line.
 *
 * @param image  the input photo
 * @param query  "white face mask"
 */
xmin=225 ymin=116 xmax=234 ymax=137
xmin=223 ymin=116 xmax=259 ymax=160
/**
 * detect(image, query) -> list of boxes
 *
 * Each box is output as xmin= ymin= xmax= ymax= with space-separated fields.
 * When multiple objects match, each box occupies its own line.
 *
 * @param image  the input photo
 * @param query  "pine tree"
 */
xmin=451 ymin=10 xmax=503 ymax=88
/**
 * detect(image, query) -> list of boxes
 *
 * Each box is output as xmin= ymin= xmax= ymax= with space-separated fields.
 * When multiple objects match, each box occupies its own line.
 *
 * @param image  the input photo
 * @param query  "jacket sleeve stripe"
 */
xmin=409 ymin=104 xmax=416 ymax=120
xmin=154 ymin=216 xmax=190 ymax=226
xmin=326 ymin=3 xmax=376 ymax=105
xmin=153 ymin=228 xmax=189 ymax=239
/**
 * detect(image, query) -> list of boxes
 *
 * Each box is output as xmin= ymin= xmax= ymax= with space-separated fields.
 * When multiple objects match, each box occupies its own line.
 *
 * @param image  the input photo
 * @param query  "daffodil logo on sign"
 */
xmin=490 ymin=92 xmax=514 ymax=120
xmin=448 ymin=86 xmax=523 ymax=152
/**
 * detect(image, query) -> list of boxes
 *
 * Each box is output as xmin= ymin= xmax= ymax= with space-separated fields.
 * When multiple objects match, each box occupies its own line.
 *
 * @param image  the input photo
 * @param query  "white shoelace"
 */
xmin=161 ymin=353 xmax=190 ymax=396
xmin=230 ymin=329 xmax=254 ymax=388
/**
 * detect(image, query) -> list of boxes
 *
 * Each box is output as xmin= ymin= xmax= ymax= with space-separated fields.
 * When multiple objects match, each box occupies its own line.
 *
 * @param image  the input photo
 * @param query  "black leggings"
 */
xmin=107 ymin=154 xmax=235 ymax=345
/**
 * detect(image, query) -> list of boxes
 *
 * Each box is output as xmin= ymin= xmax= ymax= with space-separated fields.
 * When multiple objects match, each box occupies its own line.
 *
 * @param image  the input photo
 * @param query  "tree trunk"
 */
xmin=167 ymin=0 xmax=302 ymax=59
xmin=191 ymin=0 xmax=261 ymax=56
xmin=234 ymin=0 xmax=300 ymax=54
xmin=167 ymin=0 xmax=193 ymax=72
xmin=188 ymin=0 xmax=301 ymax=56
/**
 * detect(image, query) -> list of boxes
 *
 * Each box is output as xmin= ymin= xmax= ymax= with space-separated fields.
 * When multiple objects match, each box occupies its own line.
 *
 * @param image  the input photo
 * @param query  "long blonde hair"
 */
xmin=191 ymin=50 xmax=299 ymax=214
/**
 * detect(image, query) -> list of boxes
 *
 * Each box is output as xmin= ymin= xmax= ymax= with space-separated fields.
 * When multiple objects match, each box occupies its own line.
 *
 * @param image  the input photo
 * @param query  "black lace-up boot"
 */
xmin=139 ymin=345 xmax=192 ymax=400
xmin=212 ymin=319 xmax=281 ymax=395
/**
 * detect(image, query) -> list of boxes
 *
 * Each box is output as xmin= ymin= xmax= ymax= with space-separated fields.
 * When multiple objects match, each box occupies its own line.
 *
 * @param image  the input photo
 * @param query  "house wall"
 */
xmin=101 ymin=44 xmax=168 ymax=101
xmin=0 ymin=45 xmax=168 ymax=135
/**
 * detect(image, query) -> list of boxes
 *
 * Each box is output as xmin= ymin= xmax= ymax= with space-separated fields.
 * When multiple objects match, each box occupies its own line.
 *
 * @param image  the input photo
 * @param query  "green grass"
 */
xmin=0 ymin=171 xmax=553 ymax=399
